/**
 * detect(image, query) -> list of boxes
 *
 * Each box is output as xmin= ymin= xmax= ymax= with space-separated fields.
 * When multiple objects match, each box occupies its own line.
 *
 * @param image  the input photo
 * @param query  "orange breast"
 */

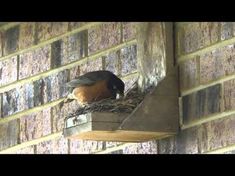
xmin=73 ymin=80 xmax=113 ymax=104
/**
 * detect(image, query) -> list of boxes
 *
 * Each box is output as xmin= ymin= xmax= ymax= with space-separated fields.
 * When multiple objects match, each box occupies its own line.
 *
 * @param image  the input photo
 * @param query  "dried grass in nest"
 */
xmin=66 ymin=83 xmax=147 ymax=119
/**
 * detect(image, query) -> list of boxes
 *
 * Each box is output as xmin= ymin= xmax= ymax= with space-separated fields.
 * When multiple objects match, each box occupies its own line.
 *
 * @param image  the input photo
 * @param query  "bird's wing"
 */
xmin=66 ymin=77 xmax=95 ymax=87
xmin=66 ymin=71 xmax=112 ymax=88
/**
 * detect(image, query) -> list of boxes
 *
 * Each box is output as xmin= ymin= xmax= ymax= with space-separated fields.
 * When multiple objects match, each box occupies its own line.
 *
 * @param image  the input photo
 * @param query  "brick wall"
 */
xmin=1 ymin=22 xmax=235 ymax=154
xmin=0 ymin=22 xmax=138 ymax=154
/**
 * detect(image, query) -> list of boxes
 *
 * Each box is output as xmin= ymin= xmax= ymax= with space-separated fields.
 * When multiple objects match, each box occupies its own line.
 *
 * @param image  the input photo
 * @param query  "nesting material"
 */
xmin=65 ymin=83 xmax=146 ymax=119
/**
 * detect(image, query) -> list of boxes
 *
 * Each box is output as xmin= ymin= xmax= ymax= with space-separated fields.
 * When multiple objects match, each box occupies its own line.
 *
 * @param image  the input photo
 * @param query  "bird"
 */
xmin=64 ymin=70 xmax=125 ymax=105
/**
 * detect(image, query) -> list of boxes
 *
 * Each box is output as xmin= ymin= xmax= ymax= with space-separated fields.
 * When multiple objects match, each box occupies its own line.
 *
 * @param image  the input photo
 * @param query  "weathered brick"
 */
xmin=80 ymin=58 xmax=103 ymax=75
xmin=158 ymin=137 xmax=176 ymax=154
xmin=52 ymin=137 xmax=69 ymax=154
xmin=122 ymin=22 xmax=137 ymax=41
xmin=0 ymin=56 xmax=17 ymax=86
xmin=60 ymin=31 xmax=86 ymax=65
xmin=36 ymin=22 xmax=68 ymax=43
xmin=110 ymin=150 xmax=123 ymax=154
xmin=36 ymin=137 xmax=68 ymax=154
xmin=88 ymin=23 xmax=121 ymax=55
xmin=33 ymin=79 xmax=44 ymax=106
xmin=223 ymin=45 xmax=235 ymax=76
xmin=200 ymin=49 xmax=223 ymax=84
xmin=14 ymin=145 xmax=35 ymax=154
xmin=200 ymin=114 xmax=235 ymax=152
xmin=200 ymin=45 xmax=235 ymax=84
xmin=0 ymin=31 xmax=3 ymax=57
xmin=69 ymin=139 xmax=104 ymax=154
xmin=182 ymin=84 xmax=221 ymax=124
xmin=104 ymin=51 xmax=119 ymax=75
xmin=3 ymin=25 xmax=19 ymax=55
xmin=175 ymin=127 xmax=199 ymax=154
xmin=18 ymin=83 xmax=34 ymax=111
xmin=19 ymin=22 xmax=35 ymax=49
xmin=120 ymin=45 xmax=137 ymax=76
xmin=51 ymin=100 xmax=80 ymax=133
xmin=221 ymin=22 xmax=234 ymax=40
xmin=0 ymin=120 xmax=19 ymax=151
xmin=179 ymin=22 xmax=220 ymax=54
xmin=36 ymin=140 xmax=53 ymax=154
xmin=51 ymin=40 xmax=62 ymax=68
xmin=2 ymin=88 xmax=20 ymax=117
xmin=19 ymin=108 xmax=51 ymax=143
xmin=42 ymin=70 xmax=69 ymax=103
xmin=122 ymin=141 xmax=158 ymax=154
xmin=19 ymin=45 xmax=50 ymax=79
xmin=180 ymin=57 xmax=199 ymax=90
xmin=224 ymin=79 xmax=235 ymax=111
xmin=68 ymin=22 xmax=87 ymax=31
xmin=69 ymin=66 xmax=80 ymax=80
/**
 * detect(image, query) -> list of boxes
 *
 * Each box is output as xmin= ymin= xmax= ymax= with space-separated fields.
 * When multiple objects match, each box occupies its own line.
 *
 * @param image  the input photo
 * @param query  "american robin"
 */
xmin=65 ymin=70 xmax=125 ymax=105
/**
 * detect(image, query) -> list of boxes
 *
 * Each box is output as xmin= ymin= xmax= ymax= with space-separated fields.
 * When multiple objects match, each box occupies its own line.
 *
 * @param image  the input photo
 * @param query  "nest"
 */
xmin=66 ymin=83 xmax=147 ymax=119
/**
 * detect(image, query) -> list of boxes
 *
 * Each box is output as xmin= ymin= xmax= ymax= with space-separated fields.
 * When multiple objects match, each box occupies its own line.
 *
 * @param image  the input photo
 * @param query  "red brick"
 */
xmin=120 ymin=45 xmax=137 ymax=76
xmin=201 ymin=114 xmax=235 ymax=152
xmin=224 ymin=79 xmax=235 ymax=111
xmin=0 ymin=119 xmax=19 ymax=151
xmin=200 ymin=49 xmax=224 ymax=84
xmin=122 ymin=22 xmax=137 ymax=41
xmin=3 ymin=25 xmax=19 ymax=55
xmin=36 ymin=22 xmax=68 ymax=43
xmin=179 ymin=22 xmax=220 ymax=54
xmin=60 ymin=31 xmax=86 ymax=65
xmin=19 ymin=22 xmax=35 ymax=49
xmin=122 ymin=141 xmax=158 ymax=154
xmin=14 ymin=145 xmax=35 ymax=154
xmin=200 ymin=45 xmax=235 ymax=84
xmin=0 ymin=56 xmax=17 ymax=86
xmin=180 ymin=57 xmax=199 ymax=90
xmin=19 ymin=108 xmax=51 ymax=143
xmin=80 ymin=58 xmax=103 ymax=75
xmin=19 ymin=45 xmax=50 ymax=80
xmin=88 ymin=23 xmax=121 ymax=55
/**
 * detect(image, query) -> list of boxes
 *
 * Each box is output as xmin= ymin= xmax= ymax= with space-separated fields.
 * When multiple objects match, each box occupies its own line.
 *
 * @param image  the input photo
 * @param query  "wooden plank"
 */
xmin=67 ymin=130 xmax=174 ymax=142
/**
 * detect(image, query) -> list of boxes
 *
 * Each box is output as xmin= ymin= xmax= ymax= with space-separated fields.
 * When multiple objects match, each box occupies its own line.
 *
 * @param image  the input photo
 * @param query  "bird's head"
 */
xmin=109 ymin=74 xmax=125 ymax=98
